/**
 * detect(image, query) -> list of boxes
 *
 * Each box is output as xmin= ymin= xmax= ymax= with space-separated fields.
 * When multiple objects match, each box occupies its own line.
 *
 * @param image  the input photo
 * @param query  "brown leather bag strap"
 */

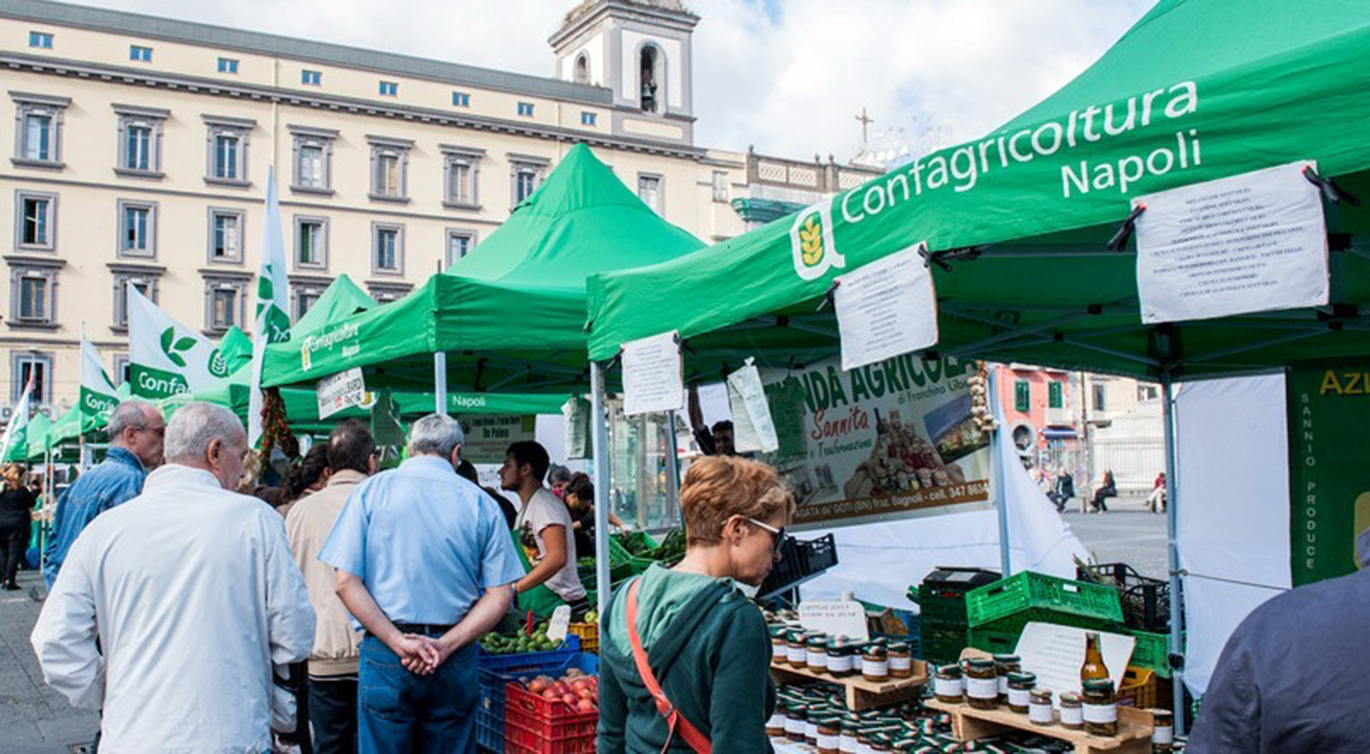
xmin=625 ymin=578 xmax=713 ymax=754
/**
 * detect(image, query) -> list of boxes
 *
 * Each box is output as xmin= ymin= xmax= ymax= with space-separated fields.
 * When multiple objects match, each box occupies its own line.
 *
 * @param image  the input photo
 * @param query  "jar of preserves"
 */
xmin=807 ymin=634 xmax=830 ymax=672
xmin=887 ymin=641 xmax=913 ymax=679
xmin=993 ymin=654 xmax=1020 ymax=702
xmin=784 ymin=703 xmax=806 ymax=741
xmin=1006 ymin=671 xmax=1037 ymax=714
xmin=1082 ymin=679 xmax=1118 ymax=737
xmin=1029 ymin=689 xmax=1054 ymax=726
xmin=965 ymin=657 xmax=998 ymax=710
xmin=862 ymin=644 xmax=890 ymax=683
xmin=933 ymin=664 xmax=965 ymax=704
xmin=868 ymin=734 xmax=892 ymax=753
xmin=786 ymin=631 xmax=808 ymax=667
xmin=804 ymin=707 xmax=819 ymax=745
xmin=828 ymin=638 xmax=856 ymax=677
xmin=815 ymin=716 xmax=841 ymax=754
xmin=839 ymin=716 xmax=861 ymax=754
xmin=1152 ymin=709 xmax=1175 ymax=752
xmin=766 ymin=707 xmax=786 ymax=737
xmin=1059 ymin=692 xmax=1084 ymax=730
xmin=770 ymin=626 xmax=787 ymax=660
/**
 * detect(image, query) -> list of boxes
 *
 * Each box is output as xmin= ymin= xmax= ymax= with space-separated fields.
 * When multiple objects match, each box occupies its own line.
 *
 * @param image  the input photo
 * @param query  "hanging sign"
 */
xmin=1014 ymin=623 xmax=1134 ymax=708
xmin=1135 ymin=160 xmax=1328 ymax=324
xmin=727 ymin=358 xmax=779 ymax=453
xmin=834 ymin=242 xmax=938 ymax=372
xmin=460 ymin=415 xmax=537 ymax=464
xmin=317 ymin=367 xmax=367 ymax=420
xmin=562 ymin=396 xmax=592 ymax=460
xmin=621 ymin=331 xmax=683 ymax=416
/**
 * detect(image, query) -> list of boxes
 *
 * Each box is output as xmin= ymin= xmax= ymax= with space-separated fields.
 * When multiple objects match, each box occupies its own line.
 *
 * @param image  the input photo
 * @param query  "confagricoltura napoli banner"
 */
xmin=761 ymin=355 xmax=992 ymax=530
xmin=127 ymin=286 xmax=233 ymax=399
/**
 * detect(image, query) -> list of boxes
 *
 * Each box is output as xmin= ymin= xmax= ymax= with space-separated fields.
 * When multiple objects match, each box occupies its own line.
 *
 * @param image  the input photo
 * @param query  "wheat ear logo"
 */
xmin=790 ymin=198 xmax=844 ymax=281
xmin=160 ymin=327 xmax=197 ymax=368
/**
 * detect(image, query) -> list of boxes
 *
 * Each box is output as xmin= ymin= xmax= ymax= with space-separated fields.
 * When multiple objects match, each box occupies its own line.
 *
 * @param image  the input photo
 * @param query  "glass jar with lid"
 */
xmin=1152 ymin=709 xmax=1175 ymax=751
xmin=933 ymin=664 xmax=965 ymax=704
xmin=993 ymin=654 xmax=1020 ymax=702
xmin=862 ymin=643 xmax=890 ymax=683
xmin=784 ymin=703 xmax=807 ymax=741
xmin=769 ymin=625 xmax=787 ymax=660
xmin=807 ymin=633 xmax=830 ymax=672
xmin=827 ymin=638 xmax=856 ymax=677
xmin=965 ymin=657 xmax=998 ymax=710
xmin=1059 ymin=692 xmax=1084 ymax=730
xmin=887 ymin=641 xmax=913 ymax=679
xmin=1006 ymin=671 xmax=1037 ymax=714
xmin=786 ymin=631 xmax=808 ymax=667
xmin=1029 ymin=688 xmax=1054 ymax=726
xmin=1081 ymin=679 xmax=1118 ymax=736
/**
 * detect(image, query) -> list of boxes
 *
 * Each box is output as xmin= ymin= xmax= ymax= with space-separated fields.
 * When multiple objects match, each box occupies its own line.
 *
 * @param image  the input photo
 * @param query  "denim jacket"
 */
xmin=43 ymin=447 xmax=147 ymax=587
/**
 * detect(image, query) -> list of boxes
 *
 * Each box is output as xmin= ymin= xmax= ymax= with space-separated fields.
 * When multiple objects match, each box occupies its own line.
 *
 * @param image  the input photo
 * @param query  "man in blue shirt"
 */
xmin=43 ymin=400 xmax=164 ymax=589
xmin=321 ymin=413 xmax=523 ymax=753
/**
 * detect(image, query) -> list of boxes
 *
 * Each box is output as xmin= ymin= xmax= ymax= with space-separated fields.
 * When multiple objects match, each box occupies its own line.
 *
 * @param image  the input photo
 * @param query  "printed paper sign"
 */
xmin=460 ymin=414 xmax=537 ymax=464
xmin=1135 ymin=160 xmax=1329 ymax=324
xmin=317 ymin=368 xmax=367 ymax=419
xmin=1014 ymin=622 xmax=1135 ymax=708
xmin=727 ymin=359 xmax=779 ymax=453
xmin=834 ymin=243 xmax=938 ymax=372
xmin=563 ymin=397 xmax=592 ymax=460
xmin=799 ymin=600 xmax=870 ymax=642
xmin=547 ymin=605 xmax=573 ymax=642
xmin=621 ymin=331 xmax=684 ymax=416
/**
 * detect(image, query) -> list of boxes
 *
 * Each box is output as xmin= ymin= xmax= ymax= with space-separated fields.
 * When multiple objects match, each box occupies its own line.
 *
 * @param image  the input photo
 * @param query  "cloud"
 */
xmin=89 ymin=0 xmax=1155 ymax=162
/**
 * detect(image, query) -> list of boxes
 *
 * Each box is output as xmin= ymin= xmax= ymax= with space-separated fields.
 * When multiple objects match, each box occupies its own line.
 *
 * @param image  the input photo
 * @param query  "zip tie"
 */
xmin=1108 ymin=203 xmax=1147 ymax=251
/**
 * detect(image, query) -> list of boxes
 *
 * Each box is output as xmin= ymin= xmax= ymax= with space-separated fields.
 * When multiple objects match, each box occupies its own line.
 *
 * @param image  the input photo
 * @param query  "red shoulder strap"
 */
xmin=626 ymin=578 xmax=713 ymax=754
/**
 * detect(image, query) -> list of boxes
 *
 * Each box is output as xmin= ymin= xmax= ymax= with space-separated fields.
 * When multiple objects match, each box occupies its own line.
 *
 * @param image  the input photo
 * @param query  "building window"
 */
xmin=12 ymin=352 xmax=53 ymax=404
xmin=581 ymin=111 xmax=597 ymax=126
xmin=639 ymin=45 xmax=662 ymax=113
xmin=452 ymin=91 xmax=470 ymax=107
xmin=517 ymin=102 xmax=535 ymax=117
xmin=112 ymin=270 xmax=159 ymax=330
xmin=129 ymin=45 xmax=152 ymax=62
xmin=1048 ymin=381 xmax=1063 ymax=409
xmin=290 ymin=281 xmax=328 ymax=323
xmin=1092 ymin=383 xmax=1107 ymax=412
xmin=118 ymin=200 xmax=157 ymax=258
xmin=112 ymin=353 xmax=130 ymax=386
xmin=12 ymin=92 xmax=69 ymax=168
xmin=217 ymin=57 xmax=239 ymax=74
xmin=114 ymin=105 xmax=167 ymax=177
xmin=208 ymin=208 xmax=244 ymax=263
xmin=301 ymin=69 xmax=322 ymax=86
xmin=203 ymin=116 xmax=253 ymax=186
xmin=1014 ymin=380 xmax=1030 ymax=413
xmin=294 ymin=216 xmax=328 ymax=270
xmin=15 ymin=191 xmax=56 ymax=251
xmin=368 ymin=283 xmax=412 ymax=304
xmin=290 ymin=126 xmax=336 ymax=194
xmin=371 ymin=223 xmax=404 ymax=275
xmin=637 ymin=173 xmax=662 ymax=212
xmin=29 ymin=31 xmax=52 ymax=49
xmin=203 ymin=276 xmax=248 ymax=333
xmin=441 ymin=146 xmax=483 ymax=208
xmin=368 ymin=137 xmax=412 ymax=202
xmin=509 ymin=157 xmax=548 ymax=206
xmin=445 ymin=230 xmax=475 ymax=268
xmin=379 ymin=80 xmax=398 ymax=97
xmin=712 ymin=171 xmax=728 ymax=202
xmin=573 ymin=53 xmax=589 ymax=84
xmin=9 ymin=263 xmax=59 ymax=328
xmin=1137 ymin=384 xmax=1160 ymax=402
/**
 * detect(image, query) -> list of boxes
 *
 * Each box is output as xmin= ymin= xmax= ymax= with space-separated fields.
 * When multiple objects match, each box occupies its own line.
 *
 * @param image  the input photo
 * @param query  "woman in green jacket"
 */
xmin=598 ymin=455 xmax=795 ymax=752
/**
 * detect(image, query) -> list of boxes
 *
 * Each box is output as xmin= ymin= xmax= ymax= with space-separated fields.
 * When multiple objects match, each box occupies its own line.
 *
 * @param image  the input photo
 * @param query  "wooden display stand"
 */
xmin=925 ymin=699 xmax=1154 ymax=754
xmin=770 ymin=659 xmax=928 ymax=711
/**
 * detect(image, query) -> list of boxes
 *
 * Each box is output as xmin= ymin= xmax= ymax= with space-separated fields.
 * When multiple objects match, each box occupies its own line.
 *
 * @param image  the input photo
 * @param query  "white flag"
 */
xmin=248 ymin=167 xmax=292 ymax=448
xmin=1 ymin=375 xmax=34 ymax=461
xmin=80 ymin=334 xmax=119 ymax=422
xmin=128 ymin=286 xmax=232 ymax=399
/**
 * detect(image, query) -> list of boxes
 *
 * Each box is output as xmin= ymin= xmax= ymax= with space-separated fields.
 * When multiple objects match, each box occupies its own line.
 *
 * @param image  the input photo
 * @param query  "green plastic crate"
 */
xmin=1128 ymin=629 xmax=1181 ymax=678
xmin=966 ymin=572 xmax=1124 ymax=628
xmin=966 ymin=626 xmax=1020 ymax=656
xmin=921 ymin=626 xmax=968 ymax=666
xmin=614 ymin=530 xmax=659 ymax=555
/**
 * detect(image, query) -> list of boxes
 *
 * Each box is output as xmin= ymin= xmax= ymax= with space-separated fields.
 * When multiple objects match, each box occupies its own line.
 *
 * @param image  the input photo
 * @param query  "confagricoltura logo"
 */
xmin=789 ymin=199 xmax=844 ymax=281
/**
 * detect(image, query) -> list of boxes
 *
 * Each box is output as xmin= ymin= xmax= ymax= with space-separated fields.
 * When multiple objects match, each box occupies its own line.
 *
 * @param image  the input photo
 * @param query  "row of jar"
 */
xmin=766 ymin=696 xmax=963 ymax=754
xmin=933 ymin=654 xmax=1122 ymax=737
xmin=770 ymin=627 xmax=915 ymax=683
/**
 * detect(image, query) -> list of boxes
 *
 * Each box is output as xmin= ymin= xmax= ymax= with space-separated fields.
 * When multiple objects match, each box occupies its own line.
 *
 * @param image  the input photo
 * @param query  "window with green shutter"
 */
xmin=1015 ymin=380 xmax=1030 ymax=412
xmin=1048 ymin=381 xmax=1063 ymax=409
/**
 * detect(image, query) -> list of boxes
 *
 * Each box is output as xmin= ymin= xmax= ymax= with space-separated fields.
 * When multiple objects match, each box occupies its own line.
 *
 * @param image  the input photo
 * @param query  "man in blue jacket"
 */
xmin=43 ymin=399 xmax=163 ymax=589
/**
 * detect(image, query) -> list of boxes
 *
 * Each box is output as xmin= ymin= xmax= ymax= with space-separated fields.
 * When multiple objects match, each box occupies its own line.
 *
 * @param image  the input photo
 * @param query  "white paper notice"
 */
xmin=799 ymin=600 xmax=870 ymax=642
xmin=621 ymin=331 xmax=684 ymax=416
xmin=547 ymin=605 xmax=572 ymax=642
xmin=562 ymin=397 xmax=592 ymax=460
xmin=834 ymin=243 xmax=938 ymax=371
xmin=317 ymin=367 xmax=366 ymax=420
xmin=1013 ymin=622 xmax=1135 ymax=709
xmin=1135 ymin=160 xmax=1329 ymax=324
xmin=726 ymin=359 xmax=779 ymax=454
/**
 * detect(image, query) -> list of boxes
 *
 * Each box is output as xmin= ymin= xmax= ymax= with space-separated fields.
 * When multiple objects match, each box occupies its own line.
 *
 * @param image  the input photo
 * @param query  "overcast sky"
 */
xmin=92 ymin=0 xmax=1157 ymax=163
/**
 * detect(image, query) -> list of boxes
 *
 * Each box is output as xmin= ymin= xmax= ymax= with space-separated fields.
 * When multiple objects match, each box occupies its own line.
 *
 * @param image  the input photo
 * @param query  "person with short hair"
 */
xmin=321 ymin=413 xmax=523 ymax=753
xmin=598 ymin=456 xmax=794 ymax=751
xmin=32 ymin=402 xmax=315 ymax=751
xmin=280 ymin=443 xmax=330 ymax=518
xmin=43 ymin=399 xmax=165 ymax=589
xmin=563 ymin=472 xmax=625 ymax=558
xmin=0 ymin=463 xmax=35 ymax=590
xmin=286 ymin=419 xmax=377 ymax=754
xmin=547 ymin=464 xmax=573 ymax=496
xmin=500 ymin=440 xmax=587 ymax=616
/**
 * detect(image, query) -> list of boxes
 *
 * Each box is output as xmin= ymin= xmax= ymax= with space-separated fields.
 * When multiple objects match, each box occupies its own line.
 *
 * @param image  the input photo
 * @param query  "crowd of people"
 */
xmin=23 ymin=398 xmax=793 ymax=753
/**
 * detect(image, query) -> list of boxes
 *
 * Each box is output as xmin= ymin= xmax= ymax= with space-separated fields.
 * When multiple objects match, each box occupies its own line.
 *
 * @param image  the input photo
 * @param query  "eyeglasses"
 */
xmin=744 ymin=516 xmax=787 ymax=559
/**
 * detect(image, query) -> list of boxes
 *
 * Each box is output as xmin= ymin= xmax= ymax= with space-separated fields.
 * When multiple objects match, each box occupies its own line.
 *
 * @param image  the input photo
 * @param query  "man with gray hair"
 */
xmin=321 ymin=413 xmax=523 ymax=752
xmin=43 ymin=398 xmax=164 ymax=588
xmin=32 ymin=402 xmax=315 ymax=751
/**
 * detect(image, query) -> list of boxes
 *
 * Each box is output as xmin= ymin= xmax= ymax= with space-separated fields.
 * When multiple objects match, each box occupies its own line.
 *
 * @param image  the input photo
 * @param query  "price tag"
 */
xmin=799 ymin=600 xmax=869 ymax=641
xmin=547 ymin=605 xmax=572 ymax=642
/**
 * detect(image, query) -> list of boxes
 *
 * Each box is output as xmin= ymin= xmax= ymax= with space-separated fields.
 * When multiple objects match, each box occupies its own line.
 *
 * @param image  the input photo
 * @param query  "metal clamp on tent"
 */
xmin=1107 ymin=203 xmax=1147 ymax=251
xmin=1303 ymin=165 xmax=1361 ymax=206
xmin=814 ymin=280 xmax=840 ymax=312
xmin=919 ymin=245 xmax=984 ymax=272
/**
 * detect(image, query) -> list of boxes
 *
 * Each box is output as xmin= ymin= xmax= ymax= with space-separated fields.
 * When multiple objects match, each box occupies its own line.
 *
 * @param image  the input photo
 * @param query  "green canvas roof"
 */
xmin=219 ymin=326 xmax=254 ymax=375
xmin=262 ymin=143 xmax=706 ymax=391
xmin=585 ymin=0 xmax=1370 ymax=380
xmin=292 ymin=274 xmax=375 ymax=335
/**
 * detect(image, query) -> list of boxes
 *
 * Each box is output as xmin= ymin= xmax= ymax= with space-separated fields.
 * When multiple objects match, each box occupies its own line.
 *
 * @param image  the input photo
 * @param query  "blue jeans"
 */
xmin=358 ymin=635 xmax=478 ymax=754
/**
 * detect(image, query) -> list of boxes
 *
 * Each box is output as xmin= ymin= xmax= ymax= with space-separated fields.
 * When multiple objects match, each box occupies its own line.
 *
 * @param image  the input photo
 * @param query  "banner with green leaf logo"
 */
xmin=128 ymin=285 xmax=231 ymax=399
xmin=79 ymin=335 xmax=119 ymax=422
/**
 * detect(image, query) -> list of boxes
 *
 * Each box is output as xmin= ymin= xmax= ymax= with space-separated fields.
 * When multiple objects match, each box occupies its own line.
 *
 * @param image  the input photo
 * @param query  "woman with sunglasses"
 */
xmin=598 ymin=455 xmax=794 ymax=752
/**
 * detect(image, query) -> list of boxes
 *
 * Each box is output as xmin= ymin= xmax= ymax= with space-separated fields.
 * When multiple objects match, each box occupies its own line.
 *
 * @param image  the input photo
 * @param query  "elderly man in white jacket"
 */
xmin=31 ymin=402 xmax=315 ymax=753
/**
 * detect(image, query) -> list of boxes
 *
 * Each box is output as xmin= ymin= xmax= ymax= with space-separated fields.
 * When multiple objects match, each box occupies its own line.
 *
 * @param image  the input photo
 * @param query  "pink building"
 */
xmin=994 ymin=365 xmax=1080 ymax=478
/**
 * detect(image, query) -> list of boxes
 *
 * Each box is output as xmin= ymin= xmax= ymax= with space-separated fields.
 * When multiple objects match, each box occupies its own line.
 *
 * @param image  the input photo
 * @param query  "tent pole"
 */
xmin=1161 ymin=371 xmax=1185 ymax=735
xmin=590 ymin=361 xmax=612 ymax=618
xmin=989 ymin=364 xmax=1011 ymax=577
xmin=665 ymin=412 xmax=681 ymax=523
xmin=433 ymin=352 xmax=448 ymax=416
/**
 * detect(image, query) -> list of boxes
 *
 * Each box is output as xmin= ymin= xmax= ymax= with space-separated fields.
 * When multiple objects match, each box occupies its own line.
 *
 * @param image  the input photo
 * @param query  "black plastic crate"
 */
xmin=1077 ymin=562 xmax=1174 ymax=632
xmin=913 ymin=567 xmax=1000 ymax=625
xmin=758 ymin=533 xmax=838 ymax=599
xmin=921 ymin=625 xmax=968 ymax=666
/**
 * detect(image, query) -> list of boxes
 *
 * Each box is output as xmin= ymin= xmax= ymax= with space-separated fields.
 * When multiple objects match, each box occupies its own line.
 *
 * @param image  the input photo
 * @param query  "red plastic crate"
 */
xmin=503 ymin=681 xmax=598 ymax=754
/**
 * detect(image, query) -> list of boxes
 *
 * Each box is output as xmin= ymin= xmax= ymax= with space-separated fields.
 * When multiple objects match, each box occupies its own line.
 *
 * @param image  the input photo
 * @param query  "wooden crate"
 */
xmin=769 ymin=658 xmax=927 ymax=711
xmin=926 ymin=698 xmax=1154 ymax=754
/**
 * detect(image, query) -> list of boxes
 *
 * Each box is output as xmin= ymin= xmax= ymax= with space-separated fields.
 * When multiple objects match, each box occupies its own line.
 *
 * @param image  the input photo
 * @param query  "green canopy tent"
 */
xmin=292 ymin=273 xmax=375 ymax=335
xmin=584 ymin=0 xmax=1370 ymax=727
xmin=43 ymin=404 xmax=97 ymax=462
xmin=18 ymin=412 xmax=52 ymax=464
xmin=218 ymin=326 xmax=254 ymax=376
